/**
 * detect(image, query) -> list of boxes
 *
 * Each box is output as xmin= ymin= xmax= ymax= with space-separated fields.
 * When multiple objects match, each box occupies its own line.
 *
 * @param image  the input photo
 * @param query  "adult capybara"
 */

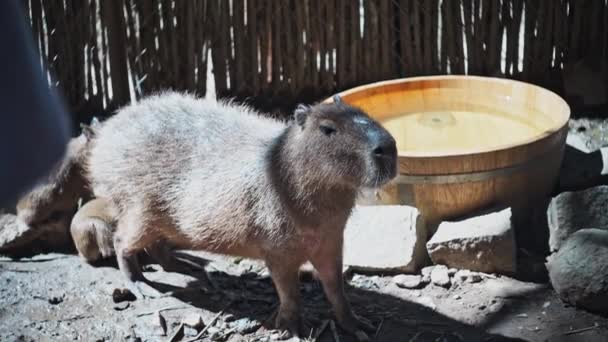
xmin=87 ymin=92 xmax=397 ymax=339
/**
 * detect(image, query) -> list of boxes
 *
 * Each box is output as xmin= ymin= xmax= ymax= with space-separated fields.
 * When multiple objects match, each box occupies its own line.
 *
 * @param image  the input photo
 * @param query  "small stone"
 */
xmin=232 ymin=318 xmax=261 ymax=334
xmin=421 ymin=266 xmax=433 ymax=284
xmin=392 ymin=274 xmax=422 ymax=289
xmin=468 ymin=273 xmax=483 ymax=283
xmin=112 ymin=288 xmax=136 ymax=303
xmin=547 ymin=228 xmax=608 ymax=314
xmin=426 ymin=208 xmax=516 ymax=275
xmin=448 ymin=268 xmax=458 ymax=276
xmin=343 ymin=205 xmax=428 ymax=273
xmin=453 ymin=294 xmax=461 ymax=300
xmin=430 ymin=265 xmax=450 ymax=288
xmin=181 ymin=313 xmax=205 ymax=330
xmin=478 ymin=305 xmax=487 ymax=310
xmin=48 ymin=296 xmax=63 ymax=305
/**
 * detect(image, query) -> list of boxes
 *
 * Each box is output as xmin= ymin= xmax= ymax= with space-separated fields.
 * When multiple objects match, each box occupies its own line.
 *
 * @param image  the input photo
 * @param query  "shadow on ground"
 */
xmin=111 ymin=252 xmax=528 ymax=342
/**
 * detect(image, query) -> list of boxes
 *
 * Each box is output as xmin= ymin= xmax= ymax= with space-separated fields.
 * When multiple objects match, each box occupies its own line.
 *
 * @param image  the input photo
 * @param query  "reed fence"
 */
xmin=22 ymin=0 xmax=608 ymax=125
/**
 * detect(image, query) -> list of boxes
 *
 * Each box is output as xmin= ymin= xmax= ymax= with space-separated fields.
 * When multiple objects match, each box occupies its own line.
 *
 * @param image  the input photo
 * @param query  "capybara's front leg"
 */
xmin=265 ymin=255 xmax=303 ymax=338
xmin=114 ymin=211 xmax=163 ymax=299
xmin=310 ymin=236 xmax=375 ymax=340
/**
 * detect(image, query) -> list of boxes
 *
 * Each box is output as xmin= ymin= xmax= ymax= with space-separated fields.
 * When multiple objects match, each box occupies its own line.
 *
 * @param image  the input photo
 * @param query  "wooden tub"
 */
xmin=325 ymin=75 xmax=570 ymax=224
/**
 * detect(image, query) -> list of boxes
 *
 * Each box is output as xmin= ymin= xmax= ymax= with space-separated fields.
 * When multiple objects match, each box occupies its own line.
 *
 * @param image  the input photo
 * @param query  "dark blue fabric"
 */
xmin=0 ymin=0 xmax=71 ymax=207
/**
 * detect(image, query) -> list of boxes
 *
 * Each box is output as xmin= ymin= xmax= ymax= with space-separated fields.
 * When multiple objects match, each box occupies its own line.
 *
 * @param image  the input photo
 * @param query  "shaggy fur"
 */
xmin=70 ymin=197 xmax=117 ymax=263
xmin=16 ymin=123 xmax=97 ymax=227
xmin=87 ymin=91 xmax=397 ymax=339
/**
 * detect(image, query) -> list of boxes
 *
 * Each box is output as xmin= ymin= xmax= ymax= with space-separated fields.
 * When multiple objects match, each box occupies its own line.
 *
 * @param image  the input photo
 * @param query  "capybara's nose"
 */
xmin=370 ymin=131 xmax=397 ymax=160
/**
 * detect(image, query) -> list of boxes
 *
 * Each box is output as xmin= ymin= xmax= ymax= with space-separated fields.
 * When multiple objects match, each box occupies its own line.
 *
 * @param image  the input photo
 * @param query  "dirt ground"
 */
xmin=2 ymin=118 xmax=608 ymax=342
xmin=1 ymin=250 xmax=607 ymax=342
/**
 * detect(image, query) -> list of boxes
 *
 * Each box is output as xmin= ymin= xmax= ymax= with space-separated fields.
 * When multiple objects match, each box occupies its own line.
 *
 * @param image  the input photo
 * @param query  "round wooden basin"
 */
xmin=324 ymin=75 xmax=570 ymax=223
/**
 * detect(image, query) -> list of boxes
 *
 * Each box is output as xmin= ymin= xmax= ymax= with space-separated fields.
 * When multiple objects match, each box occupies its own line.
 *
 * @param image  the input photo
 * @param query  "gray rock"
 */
xmin=547 ymin=186 xmax=608 ymax=252
xmin=547 ymin=228 xmax=608 ymax=314
xmin=392 ymin=274 xmax=423 ymax=289
xmin=430 ymin=265 xmax=450 ymax=288
xmin=343 ymin=205 xmax=428 ymax=273
xmin=426 ymin=208 xmax=516 ymax=275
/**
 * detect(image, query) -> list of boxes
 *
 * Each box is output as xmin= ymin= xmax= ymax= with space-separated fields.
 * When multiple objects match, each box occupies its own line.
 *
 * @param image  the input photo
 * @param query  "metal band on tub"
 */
xmin=395 ymin=150 xmax=556 ymax=185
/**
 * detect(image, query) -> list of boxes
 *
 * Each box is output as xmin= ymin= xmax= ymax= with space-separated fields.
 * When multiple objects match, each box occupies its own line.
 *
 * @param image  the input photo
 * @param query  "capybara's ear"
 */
xmin=90 ymin=116 xmax=100 ymax=128
xmin=81 ymin=117 xmax=100 ymax=140
xmin=294 ymin=104 xmax=310 ymax=127
xmin=80 ymin=123 xmax=94 ymax=141
xmin=332 ymin=94 xmax=343 ymax=104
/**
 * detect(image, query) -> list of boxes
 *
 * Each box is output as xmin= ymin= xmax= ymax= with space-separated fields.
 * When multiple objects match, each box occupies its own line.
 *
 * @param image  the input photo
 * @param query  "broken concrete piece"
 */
xmin=392 ymin=274 xmax=423 ymax=289
xmin=426 ymin=208 xmax=516 ymax=275
xmin=343 ymin=205 xmax=428 ymax=273
xmin=547 ymin=229 xmax=608 ymax=315
xmin=430 ymin=265 xmax=450 ymax=287
xmin=547 ymin=186 xmax=608 ymax=252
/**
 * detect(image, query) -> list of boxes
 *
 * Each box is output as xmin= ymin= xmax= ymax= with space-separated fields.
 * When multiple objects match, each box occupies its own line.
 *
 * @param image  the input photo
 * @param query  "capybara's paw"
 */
xmin=127 ymin=280 xmax=164 ymax=299
xmin=338 ymin=313 xmax=375 ymax=341
xmin=274 ymin=311 xmax=302 ymax=339
xmin=353 ymin=314 xmax=375 ymax=333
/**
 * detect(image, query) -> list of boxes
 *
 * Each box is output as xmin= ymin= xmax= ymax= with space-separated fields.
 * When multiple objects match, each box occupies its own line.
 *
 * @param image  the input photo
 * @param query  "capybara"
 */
xmin=70 ymin=197 xmax=117 ymax=263
xmin=87 ymin=92 xmax=398 ymax=339
xmin=16 ymin=121 xmax=98 ymax=227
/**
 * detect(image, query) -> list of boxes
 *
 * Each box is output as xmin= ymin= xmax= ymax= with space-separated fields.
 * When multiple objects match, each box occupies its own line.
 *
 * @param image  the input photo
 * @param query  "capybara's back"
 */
xmin=88 ymin=92 xmax=288 ymax=254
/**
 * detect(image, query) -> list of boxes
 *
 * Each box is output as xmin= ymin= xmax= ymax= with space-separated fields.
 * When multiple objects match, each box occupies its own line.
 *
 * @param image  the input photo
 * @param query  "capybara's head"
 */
xmin=290 ymin=95 xmax=397 ymax=189
xmin=15 ymin=119 xmax=99 ymax=226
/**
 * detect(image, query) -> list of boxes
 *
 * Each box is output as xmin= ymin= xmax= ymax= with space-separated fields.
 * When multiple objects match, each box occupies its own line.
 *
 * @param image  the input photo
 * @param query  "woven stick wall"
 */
xmin=23 ymin=0 xmax=608 ymax=125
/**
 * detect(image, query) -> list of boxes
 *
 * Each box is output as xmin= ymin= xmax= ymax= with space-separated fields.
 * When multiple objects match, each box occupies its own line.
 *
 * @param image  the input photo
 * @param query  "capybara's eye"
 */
xmin=319 ymin=125 xmax=337 ymax=136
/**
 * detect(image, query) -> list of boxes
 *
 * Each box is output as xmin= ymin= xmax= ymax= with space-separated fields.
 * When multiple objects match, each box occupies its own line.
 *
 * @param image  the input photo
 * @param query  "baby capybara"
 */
xmin=87 ymin=92 xmax=397 ymax=339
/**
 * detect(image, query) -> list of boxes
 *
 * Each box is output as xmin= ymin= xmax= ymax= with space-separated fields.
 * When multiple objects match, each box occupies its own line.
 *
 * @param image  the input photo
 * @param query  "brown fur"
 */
xmin=70 ymin=197 xmax=117 ymax=263
xmin=15 ymin=123 xmax=97 ymax=227
xmin=87 ymin=92 xmax=397 ymax=339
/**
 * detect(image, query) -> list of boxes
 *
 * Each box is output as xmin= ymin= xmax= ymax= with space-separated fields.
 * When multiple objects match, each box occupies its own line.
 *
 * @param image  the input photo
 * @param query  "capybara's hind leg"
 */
xmin=114 ymin=211 xmax=163 ymax=299
xmin=265 ymin=256 xmax=303 ymax=338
